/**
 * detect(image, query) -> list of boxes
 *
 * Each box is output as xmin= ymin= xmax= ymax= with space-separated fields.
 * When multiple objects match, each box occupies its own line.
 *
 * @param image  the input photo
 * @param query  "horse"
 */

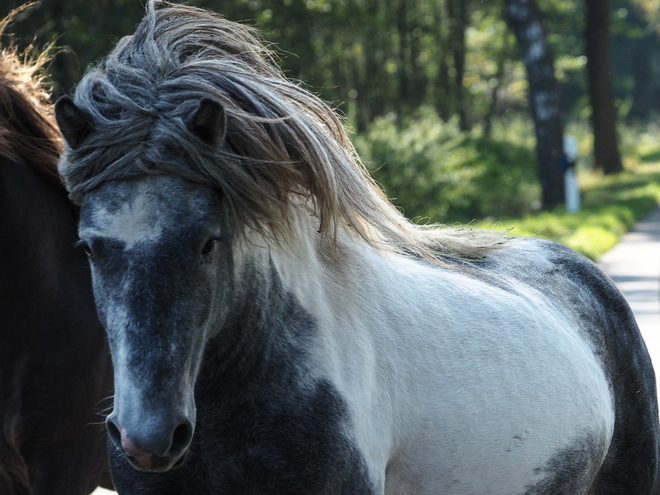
xmin=0 ymin=6 xmax=113 ymax=495
xmin=54 ymin=1 xmax=660 ymax=493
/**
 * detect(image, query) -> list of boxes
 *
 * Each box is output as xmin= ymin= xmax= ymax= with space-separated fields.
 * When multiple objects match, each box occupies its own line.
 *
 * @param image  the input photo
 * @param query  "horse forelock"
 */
xmin=0 ymin=5 xmax=62 ymax=183
xmin=60 ymin=0 xmax=510 ymax=263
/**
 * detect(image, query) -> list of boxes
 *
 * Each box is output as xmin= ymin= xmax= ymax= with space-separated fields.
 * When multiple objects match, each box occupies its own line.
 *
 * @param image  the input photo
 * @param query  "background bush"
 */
xmin=354 ymin=108 xmax=540 ymax=223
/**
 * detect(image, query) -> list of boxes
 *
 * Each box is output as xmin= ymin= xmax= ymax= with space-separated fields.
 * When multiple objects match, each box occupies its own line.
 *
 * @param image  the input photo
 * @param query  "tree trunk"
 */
xmin=505 ymin=0 xmax=565 ymax=208
xmin=585 ymin=0 xmax=623 ymax=174
xmin=364 ymin=0 xmax=383 ymax=120
xmin=409 ymin=0 xmax=426 ymax=109
xmin=433 ymin=0 xmax=451 ymax=121
xmin=447 ymin=0 xmax=469 ymax=131
xmin=50 ymin=0 xmax=72 ymax=93
xmin=627 ymin=6 xmax=655 ymax=122
xmin=628 ymin=37 xmax=653 ymax=121
xmin=483 ymin=58 xmax=505 ymax=136
xmin=396 ymin=0 xmax=410 ymax=118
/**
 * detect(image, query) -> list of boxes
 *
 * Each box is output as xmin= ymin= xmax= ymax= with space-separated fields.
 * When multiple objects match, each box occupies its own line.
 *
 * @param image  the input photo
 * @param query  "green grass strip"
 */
xmin=472 ymin=163 xmax=660 ymax=260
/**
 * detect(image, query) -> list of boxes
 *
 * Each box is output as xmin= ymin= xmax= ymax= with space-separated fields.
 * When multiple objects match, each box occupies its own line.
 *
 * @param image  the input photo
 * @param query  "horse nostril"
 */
xmin=169 ymin=420 xmax=193 ymax=456
xmin=106 ymin=418 xmax=123 ymax=451
xmin=106 ymin=414 xmax=193 ymax=471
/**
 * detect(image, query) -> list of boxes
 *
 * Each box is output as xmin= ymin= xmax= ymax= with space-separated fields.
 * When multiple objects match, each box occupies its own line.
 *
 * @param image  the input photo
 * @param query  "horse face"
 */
xmin=79 ymin=175 xmax=231 ymax=473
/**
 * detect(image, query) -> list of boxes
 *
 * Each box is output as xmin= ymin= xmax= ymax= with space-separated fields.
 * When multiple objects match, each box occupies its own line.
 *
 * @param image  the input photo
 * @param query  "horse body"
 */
xmin=0 ymin=155 xmax=112 ymax=495
xmin=306 ymin=244 xmax=615 ymax=495
xmin=0 ymin=14 xmax=113 ymax=493
xmin=54 ymin=2 xmax=660 ymax=493
xmin=268 ymin=212 xmax=617 ymax=494
xmin=73 ymin=175 xmax=650 ymax=495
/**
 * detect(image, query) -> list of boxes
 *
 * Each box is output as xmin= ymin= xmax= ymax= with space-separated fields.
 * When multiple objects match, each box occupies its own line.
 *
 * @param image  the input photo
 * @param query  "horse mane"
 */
xmin=59 ymin=0 xmax=510 ymax=263
xmin=0 ymin=4 xmax=62 ymax=183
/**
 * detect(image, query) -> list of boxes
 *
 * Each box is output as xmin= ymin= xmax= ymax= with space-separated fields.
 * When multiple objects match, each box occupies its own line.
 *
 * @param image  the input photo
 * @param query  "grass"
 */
xmin=473 ymin=162 xmax=660 ymax=260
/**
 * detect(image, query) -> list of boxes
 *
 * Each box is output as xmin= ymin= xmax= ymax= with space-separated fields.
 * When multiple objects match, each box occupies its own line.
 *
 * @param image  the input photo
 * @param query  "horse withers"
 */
xmin=55 ymin=1 xmax=660 ymax=493
xmin=0 ymin=6 xmax=113 ymax=494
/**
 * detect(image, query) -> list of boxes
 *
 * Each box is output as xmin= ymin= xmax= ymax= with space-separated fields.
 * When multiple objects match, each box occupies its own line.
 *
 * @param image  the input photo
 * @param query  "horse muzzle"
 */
xmin=106 ymin=414 xmax=194 ymax=472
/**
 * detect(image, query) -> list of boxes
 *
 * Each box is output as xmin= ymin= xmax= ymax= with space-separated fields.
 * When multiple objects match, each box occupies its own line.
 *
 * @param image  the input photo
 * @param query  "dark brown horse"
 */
xmin=0 ymin=7 xmax=113 ymax=495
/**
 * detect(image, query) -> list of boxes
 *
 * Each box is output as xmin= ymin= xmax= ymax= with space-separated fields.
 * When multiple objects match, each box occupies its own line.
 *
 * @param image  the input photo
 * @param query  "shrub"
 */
xmin=354 ymin=108 xmax=540 ymax=224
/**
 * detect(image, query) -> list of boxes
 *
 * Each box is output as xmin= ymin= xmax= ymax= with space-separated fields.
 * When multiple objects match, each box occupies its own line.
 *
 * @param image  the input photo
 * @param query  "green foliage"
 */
xmin=3 ymin=0 xmax=146 ymax=93
xmin=354 ymin=109 xmax=660 ymax=261
xmin=4 ymin=0 xmax=659 ymax=127
xmin=354 ymin=109 xmax=539 ymax=223
xmin=4 ymin=0 xmax=659 ymax=249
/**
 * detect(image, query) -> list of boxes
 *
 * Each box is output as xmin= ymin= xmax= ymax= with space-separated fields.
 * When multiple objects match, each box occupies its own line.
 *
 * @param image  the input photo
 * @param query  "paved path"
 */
xmin=598 ymin=207 xmax=660 ymax=371
xmin=90 ymin=211 xmax=660 ymax=495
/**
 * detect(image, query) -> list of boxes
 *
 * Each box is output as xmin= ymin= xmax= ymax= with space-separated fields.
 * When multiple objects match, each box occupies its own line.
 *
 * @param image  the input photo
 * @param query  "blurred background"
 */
xmin=3 ymin=0 xmax=660 ymax=259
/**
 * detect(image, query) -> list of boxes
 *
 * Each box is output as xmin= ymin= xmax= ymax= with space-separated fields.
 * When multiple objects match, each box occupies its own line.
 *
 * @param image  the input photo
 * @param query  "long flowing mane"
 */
xmin=0 ymin=3 xmax=61 ymax=182
xmin=59 ymin=0 xmax=509 ymax=262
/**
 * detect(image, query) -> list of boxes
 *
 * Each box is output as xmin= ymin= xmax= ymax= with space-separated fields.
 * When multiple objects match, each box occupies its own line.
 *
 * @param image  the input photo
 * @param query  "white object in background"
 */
xmin=563 ymin=135 xmax=580 ymax=213
xmin=563 ymin=135 xmax=578 ymax=163
xmin=565 ymin=168 xmax=580 ymax=213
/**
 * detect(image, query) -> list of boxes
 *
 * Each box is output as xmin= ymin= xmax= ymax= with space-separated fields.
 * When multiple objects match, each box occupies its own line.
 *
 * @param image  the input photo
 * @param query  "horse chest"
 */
xmin=110 ymin=371 xmax=377 ymax=494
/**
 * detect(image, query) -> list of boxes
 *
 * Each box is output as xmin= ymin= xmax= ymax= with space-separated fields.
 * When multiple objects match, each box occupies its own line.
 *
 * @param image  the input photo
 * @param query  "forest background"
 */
xmin=3 ymin=0 xmax=660 ymax=251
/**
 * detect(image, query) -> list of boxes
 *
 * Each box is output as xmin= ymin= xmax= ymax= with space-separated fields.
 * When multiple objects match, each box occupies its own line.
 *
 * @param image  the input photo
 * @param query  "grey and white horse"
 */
xmin=55 ymin=1 xmax=660 ymax=493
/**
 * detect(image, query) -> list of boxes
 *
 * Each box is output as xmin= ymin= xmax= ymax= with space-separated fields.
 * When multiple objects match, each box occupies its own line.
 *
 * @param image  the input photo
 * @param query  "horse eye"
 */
xmin=201 ymin=238 xmax=218 ymax=256
xmin=77 ymin=240 xmax=93 ymax=258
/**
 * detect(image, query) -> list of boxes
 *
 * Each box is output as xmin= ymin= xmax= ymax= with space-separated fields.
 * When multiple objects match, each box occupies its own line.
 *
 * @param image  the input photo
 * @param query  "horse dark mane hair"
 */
xmin=0 ymin=4 xmax=62 ymax=183
xmin=59 ymin=0 xmax=509 ymax=262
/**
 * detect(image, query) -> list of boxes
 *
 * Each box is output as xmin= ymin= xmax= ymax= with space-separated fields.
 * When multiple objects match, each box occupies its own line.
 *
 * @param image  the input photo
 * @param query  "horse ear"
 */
xmin=188 ymin=98 xmax=226 ymax=147
xmin=55 ymin=96 xmax=94 ymax=149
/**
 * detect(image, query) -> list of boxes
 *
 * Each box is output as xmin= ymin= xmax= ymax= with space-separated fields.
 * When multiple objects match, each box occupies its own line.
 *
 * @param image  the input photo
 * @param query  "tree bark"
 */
xmin=585 ymin=0 xmax=623 ymax=174
xmin=447 ymin=0 xmax=469 ymax=131
xmin=433 ymin=0 xmax=451 ymax=121
xmin=627 ymin=6 xmax=655 ymax=122
xmin=505 ymin=0 xmax=565 ymax=208
xmin=483 ymin=58 xmax=505 ymax=136
xmin=628 ymin=37 xmax=653 ymax=121
xmin=396 ymin=0 xmax=410 ymax=118
xmin=409 ymin=0 xmax=426 ymax=109
xmin=364 ymin=0 xmax=383 ymax=121
xmin=50 ymin=0 xmax=72 ymax=93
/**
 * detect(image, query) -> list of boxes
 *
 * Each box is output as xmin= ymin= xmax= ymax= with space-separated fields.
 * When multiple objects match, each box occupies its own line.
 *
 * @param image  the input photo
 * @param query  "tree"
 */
xmin=623 ymin=4 xmax=656 ymax=121
xmin=585 ymin=0 xmax=623 ymax=174
xmin=4 ymin=0 xmax=145 ymax=93
xmin=446 ymin=0 xmax=470 ymax=131
xmin=505 ymin=0 xmax=565 ymax=208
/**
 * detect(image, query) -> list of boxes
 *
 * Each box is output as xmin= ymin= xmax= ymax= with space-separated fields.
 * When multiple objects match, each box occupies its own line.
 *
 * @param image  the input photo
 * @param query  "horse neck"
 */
xmin=205 ymin=208 xmax=380 ymax=389
xmin=235 ymin=204 xmax=383 ymax=310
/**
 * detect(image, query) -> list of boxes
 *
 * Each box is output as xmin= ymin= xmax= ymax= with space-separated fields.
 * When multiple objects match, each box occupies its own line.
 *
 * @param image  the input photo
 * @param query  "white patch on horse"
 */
xmin=266 ymin=213 xmax=614 ymax=494
xmin=80 ymin=189 xmax=164 ymax=249
xmin=102 ymin=300 xmax=133 ymax=412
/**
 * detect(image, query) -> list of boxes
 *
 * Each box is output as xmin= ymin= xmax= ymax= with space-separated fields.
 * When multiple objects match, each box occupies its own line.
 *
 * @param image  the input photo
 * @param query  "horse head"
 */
xmin=57 ymin=97 xmax=232 ymax=472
